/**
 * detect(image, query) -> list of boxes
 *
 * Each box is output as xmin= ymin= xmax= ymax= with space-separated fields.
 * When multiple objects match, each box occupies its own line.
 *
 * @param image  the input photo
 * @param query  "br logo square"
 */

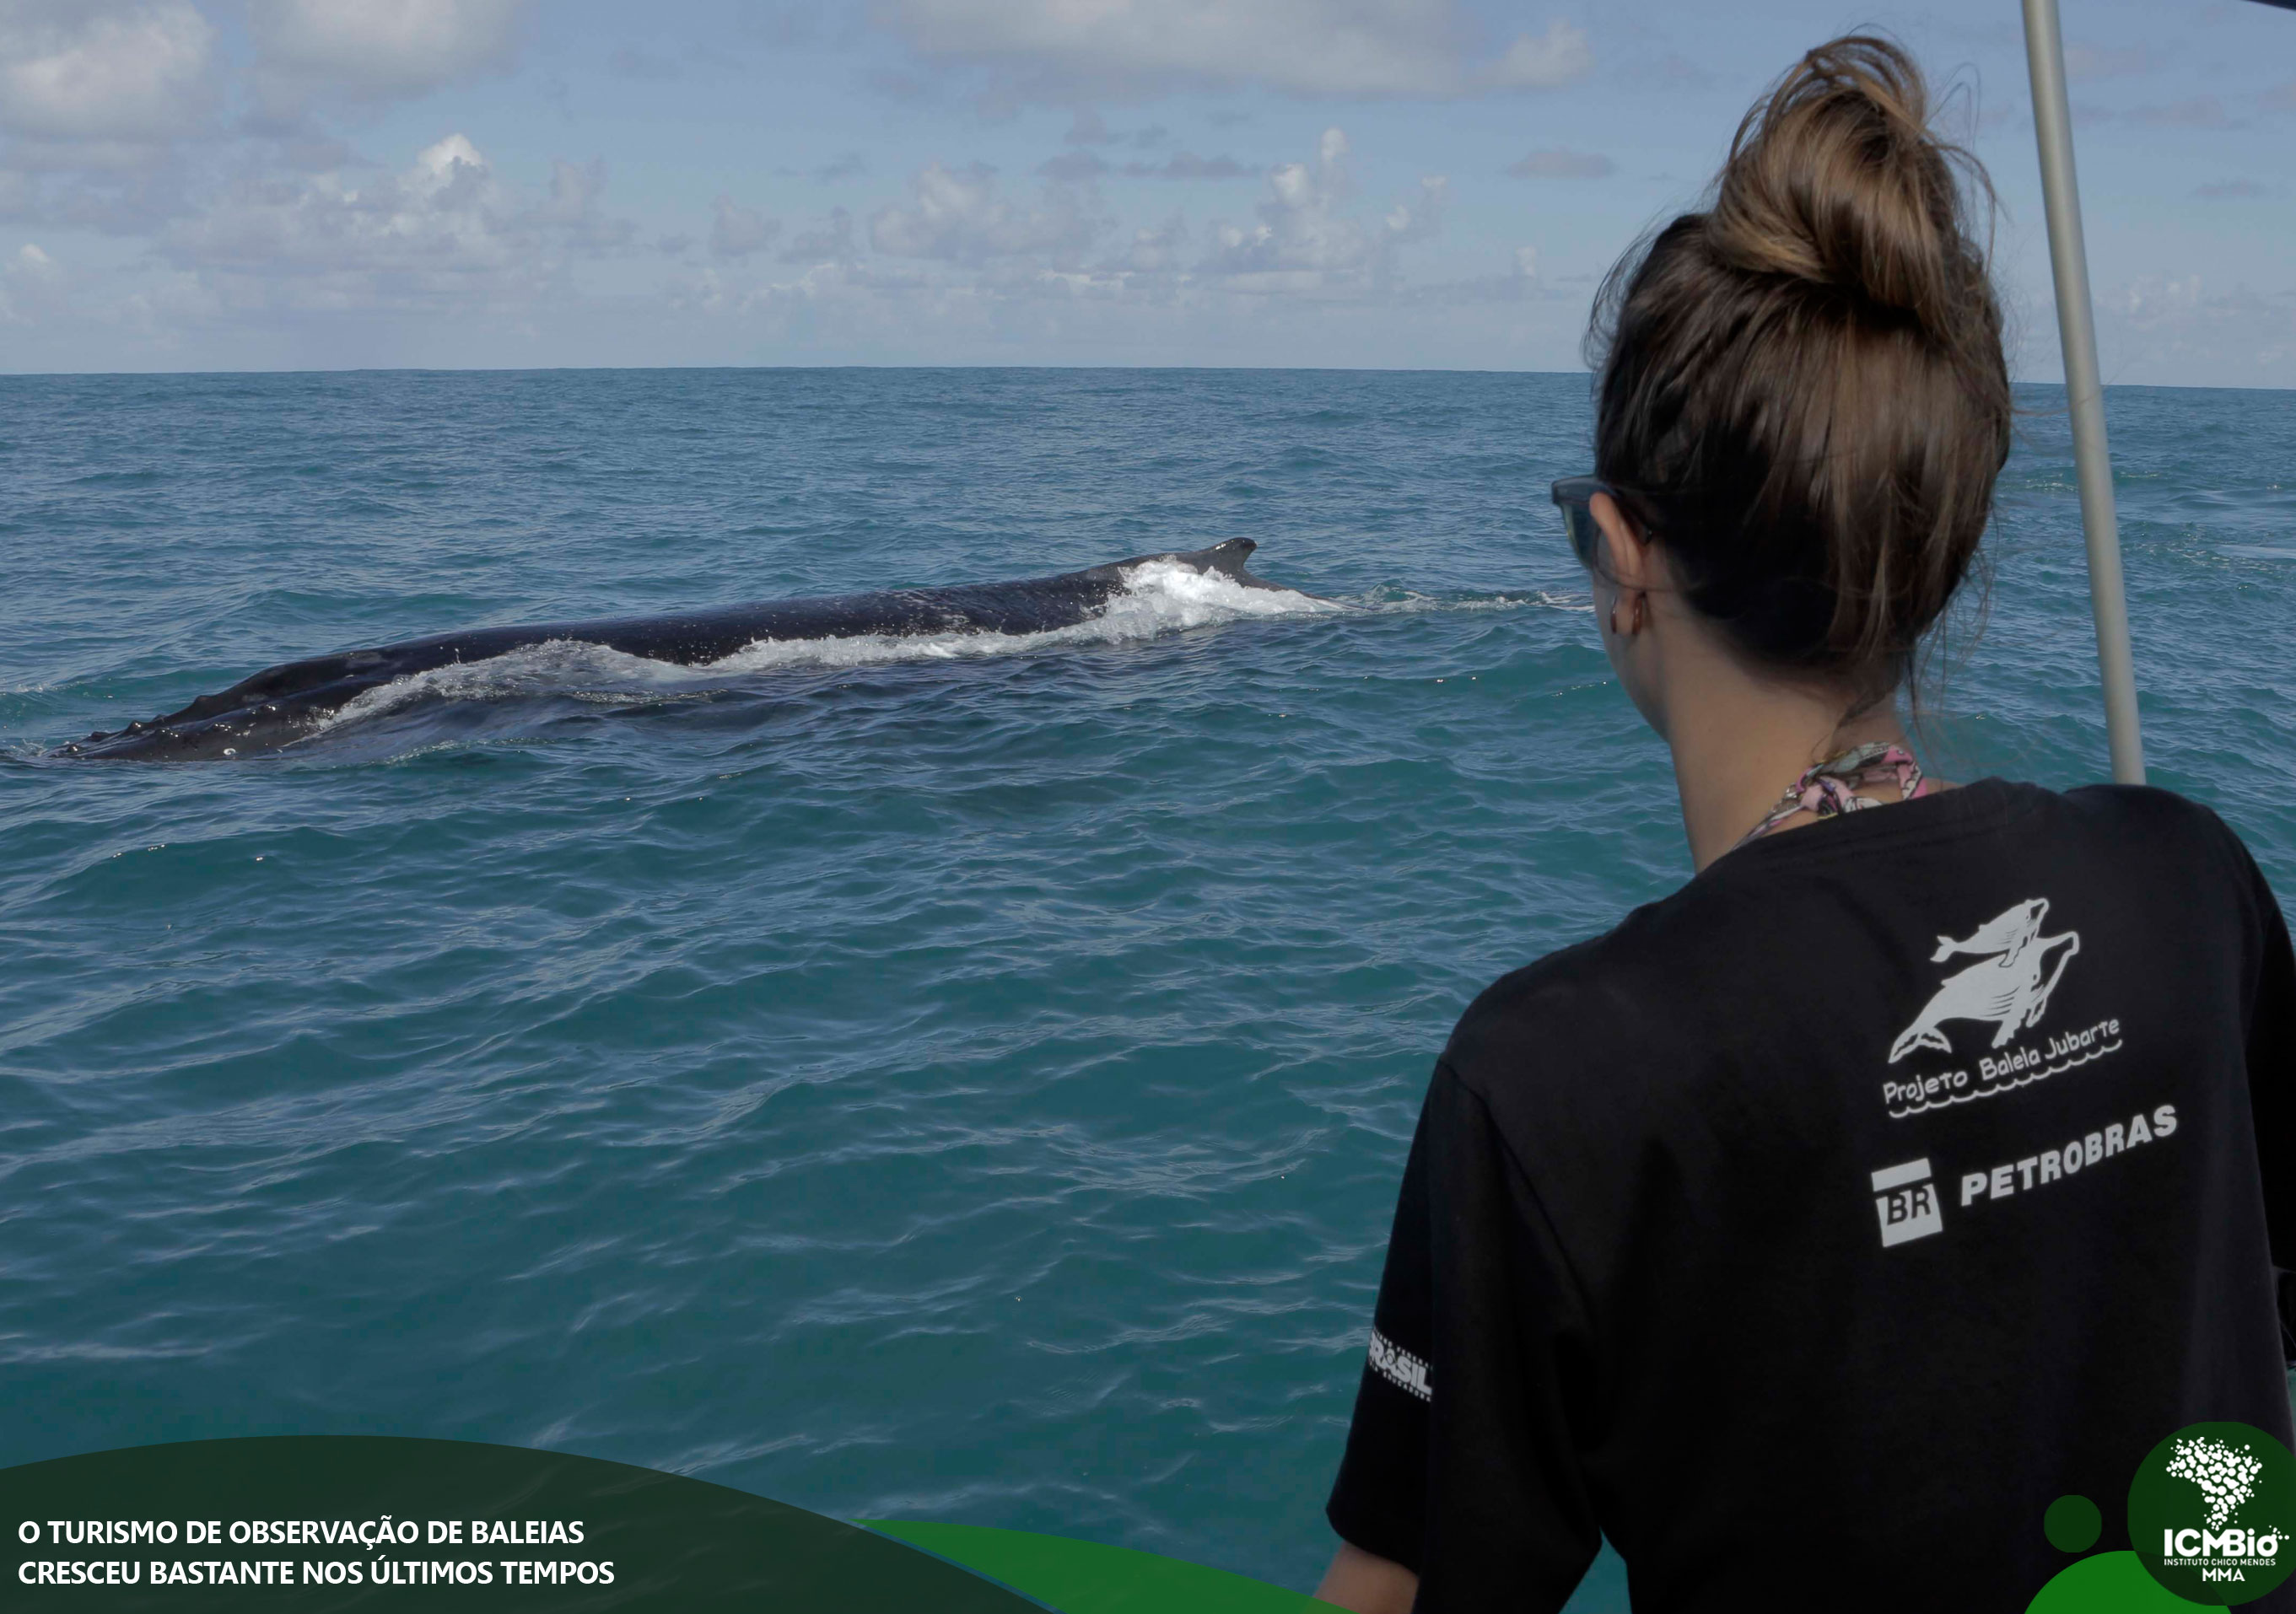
xmin=1871 ymin=1158 xmax=1943 ymax=1247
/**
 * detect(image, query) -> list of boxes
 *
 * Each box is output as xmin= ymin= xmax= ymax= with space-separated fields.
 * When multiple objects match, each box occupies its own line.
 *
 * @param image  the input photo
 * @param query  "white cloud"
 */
xmin=632 ymin=119 xmax=1539 ymax=375
xmin=0 ymin=1 xmax=213 ymax=142
xmin=660 ymin=255 xmax=929 ymax=332
xmin=0 ymin=17 xmax=210 ymax=248
xmin=1043 ymin=143 xmax=1253 ymax=186
xmin=710 ymin=194 xmax=779 ymax=259
xmin=153 ymin=132 xmax=633 ymax=313
xmin=1126 ymin=152 xmax=1248 ymax=180
xmin=667 ymin=124 xmax=1493 ymax=345
xmin=0 ymin=237 xmax=63 ymax=320
xmin=1385 ymin=241 xmax=1549 ymax=308
xmin=248 ymin=0 xmax=531 ymax=107
xmin=2095 ymin=272 xmax=2295 ymax=381
xmin=533 ymin=157 xmax=633 ymax=250
xmin=875 ymin=0 xmax=1590 ymax=100
xmin=780 ymin=207 xmax=860 ymax=266
xmin=2122 ymin=273 xmax=2204 ymax=322
xmin=1199 ymin=127 xmax=1443 ymax=288
xmin=870 ymin=161 xmax=1103 ymax=264
xmin=1111 ymin=214 xmax=1188 ymax=274
xmin=1486 ymin=20 xmax=1590 ymax=90
xmin=0 ymin=156 xmax=188 ymax=235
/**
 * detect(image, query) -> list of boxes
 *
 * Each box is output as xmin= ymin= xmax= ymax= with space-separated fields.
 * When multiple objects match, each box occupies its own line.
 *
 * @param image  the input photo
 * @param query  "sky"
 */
xmin=0 ymin=0 xmax=2290 ymax=384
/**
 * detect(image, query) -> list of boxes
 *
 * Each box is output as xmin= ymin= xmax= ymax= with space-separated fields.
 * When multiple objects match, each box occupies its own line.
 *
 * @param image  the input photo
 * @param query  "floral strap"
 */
xmin=1735 ymin=742 xmax=1931 ymax=850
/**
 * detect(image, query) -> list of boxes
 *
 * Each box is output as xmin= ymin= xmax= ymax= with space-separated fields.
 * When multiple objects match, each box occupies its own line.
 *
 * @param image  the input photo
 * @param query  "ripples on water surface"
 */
xmin=3 ymin=369 xmax=2292 ymax=1605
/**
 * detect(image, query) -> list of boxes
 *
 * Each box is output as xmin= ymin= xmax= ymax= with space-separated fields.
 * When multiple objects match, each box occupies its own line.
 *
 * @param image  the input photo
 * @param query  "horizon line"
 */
xmin=0 ymin=363 xmax=2280 ymax=393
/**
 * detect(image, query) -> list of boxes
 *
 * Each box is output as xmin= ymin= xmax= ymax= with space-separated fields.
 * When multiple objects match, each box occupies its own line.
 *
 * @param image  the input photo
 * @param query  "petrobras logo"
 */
xmin=1865 ymin=1101 xmax=2180 ymax=1256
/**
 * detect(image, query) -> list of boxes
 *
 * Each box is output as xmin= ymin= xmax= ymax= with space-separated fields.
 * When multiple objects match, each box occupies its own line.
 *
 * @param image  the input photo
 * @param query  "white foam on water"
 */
xmin=311 ymin=561 xmax=1341 ymax=736
xmin=1347 ymin=584 xmax=1592 ymax=615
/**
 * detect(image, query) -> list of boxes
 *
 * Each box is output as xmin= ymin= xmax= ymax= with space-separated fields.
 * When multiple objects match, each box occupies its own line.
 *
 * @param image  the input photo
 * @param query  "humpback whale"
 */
xmin=59 ymin=539 xmax=1307 ymax=761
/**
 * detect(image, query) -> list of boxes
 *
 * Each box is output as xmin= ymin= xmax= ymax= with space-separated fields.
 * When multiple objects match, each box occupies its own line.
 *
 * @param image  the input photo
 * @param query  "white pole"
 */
xmin=2020 ymin=0 xmax=2147 ymax=783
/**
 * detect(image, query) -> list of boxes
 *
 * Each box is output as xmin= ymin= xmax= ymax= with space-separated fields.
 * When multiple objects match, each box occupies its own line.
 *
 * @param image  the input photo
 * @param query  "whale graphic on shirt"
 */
xmin=1888 ymin=897 xmax=2082 ymax=1063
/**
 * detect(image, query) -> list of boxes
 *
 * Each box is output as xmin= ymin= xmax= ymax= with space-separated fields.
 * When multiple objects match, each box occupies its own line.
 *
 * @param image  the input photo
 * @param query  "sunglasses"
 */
xmin=1550 ymin=476 xmax=1622 ymax=569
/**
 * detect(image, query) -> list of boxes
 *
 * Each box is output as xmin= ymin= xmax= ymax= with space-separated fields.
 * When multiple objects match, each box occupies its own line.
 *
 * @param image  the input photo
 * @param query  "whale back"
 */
xmin=59 ymin=538 xmax=1288 ymax=761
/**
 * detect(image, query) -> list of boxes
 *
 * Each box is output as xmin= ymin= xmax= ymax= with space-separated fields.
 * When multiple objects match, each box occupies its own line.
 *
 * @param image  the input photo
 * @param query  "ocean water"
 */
xmin=3 ymin=369 xmax=2291 ymax=1605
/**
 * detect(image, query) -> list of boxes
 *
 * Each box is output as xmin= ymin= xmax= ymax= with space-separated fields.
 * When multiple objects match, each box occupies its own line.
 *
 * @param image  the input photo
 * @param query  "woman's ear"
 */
xmin=1589 ymin=492 xmax=1653 ymax=592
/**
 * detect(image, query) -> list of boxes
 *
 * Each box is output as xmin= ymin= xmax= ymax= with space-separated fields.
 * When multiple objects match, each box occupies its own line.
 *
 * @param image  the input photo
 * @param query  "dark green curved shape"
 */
xmin=2025 ymin=1551 xmax=2202 ymax=1612
xmin=864 ymin=1521 xmax=1333 ymax=1613
xmin=1 ymin=1436 xmax=1038 ymax=1611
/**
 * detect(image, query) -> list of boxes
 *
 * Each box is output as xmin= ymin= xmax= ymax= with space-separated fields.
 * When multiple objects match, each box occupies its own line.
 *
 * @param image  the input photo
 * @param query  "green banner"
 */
xmin=3 ymin=1437 xmax=1324 ymax=1612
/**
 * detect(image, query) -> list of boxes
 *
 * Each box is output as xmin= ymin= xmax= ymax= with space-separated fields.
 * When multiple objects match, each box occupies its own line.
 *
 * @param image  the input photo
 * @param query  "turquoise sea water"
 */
xmin=3 ymin=369 xmax=2292 ymax=1606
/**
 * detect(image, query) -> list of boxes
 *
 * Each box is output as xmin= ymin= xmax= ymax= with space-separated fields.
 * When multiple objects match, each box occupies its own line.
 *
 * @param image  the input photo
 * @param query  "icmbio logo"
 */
xmin=2129 ymin=1422 xmax=2296 ymax=1605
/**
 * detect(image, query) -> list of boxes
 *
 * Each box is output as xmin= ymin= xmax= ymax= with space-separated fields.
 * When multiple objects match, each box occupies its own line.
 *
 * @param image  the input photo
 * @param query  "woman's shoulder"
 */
xmin=2056 ymin=778 xmax=2237 ymax=833
xmin=2048 ymin=780 xmax=2275 ymax=899
xmin=1436 ymin=777 xmax=2276 ymax=1104
xmin=1439 ymin=919 xmax=1671 ymax=1089
xmin=1702 ymin=774 xmax=2261 ymax=890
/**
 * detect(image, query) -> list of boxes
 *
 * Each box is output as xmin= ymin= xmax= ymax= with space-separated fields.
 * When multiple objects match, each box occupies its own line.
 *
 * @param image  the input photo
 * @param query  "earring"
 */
xmin=1608 ymin=592 xmax=1647 ymax=638
xmin=1632 ymin=592 xmax=1647 ymax=634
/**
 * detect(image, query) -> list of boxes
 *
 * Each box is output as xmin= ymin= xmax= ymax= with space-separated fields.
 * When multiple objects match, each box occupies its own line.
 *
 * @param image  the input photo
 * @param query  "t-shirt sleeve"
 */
xmin=1325 ymin=1062 xmax=1603 ymax=1611
xmin=2240 ymin=856 xmax=2296 ymax=1357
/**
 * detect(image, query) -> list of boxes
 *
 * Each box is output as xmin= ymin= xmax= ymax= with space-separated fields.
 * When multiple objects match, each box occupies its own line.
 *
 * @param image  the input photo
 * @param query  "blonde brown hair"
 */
xmin=1587 ymin=34 xmax=2011 ymax=703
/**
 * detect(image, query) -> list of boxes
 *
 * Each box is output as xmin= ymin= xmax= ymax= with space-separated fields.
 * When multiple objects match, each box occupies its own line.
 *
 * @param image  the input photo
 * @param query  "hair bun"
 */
xmin=1706 ymin=35 xmax=1985 ymax=334
xmin=1586 ymin=32 xmax=2010 ymax=696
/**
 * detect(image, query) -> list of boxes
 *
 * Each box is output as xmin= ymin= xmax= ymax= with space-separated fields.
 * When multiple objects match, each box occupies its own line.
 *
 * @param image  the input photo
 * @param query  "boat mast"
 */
xmin=2018 ymin=0 xmax=2146 ymax=784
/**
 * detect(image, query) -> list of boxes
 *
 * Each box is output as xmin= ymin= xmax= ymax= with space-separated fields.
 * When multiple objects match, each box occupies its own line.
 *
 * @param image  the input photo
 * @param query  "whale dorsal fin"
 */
xmin=1199 ymin=537 xmax=1258 ymax=573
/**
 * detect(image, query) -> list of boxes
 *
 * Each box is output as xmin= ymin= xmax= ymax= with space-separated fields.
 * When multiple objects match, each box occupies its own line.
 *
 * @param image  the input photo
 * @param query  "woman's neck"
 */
xmin=1659 ymin=657 xmax=1910 ymax=874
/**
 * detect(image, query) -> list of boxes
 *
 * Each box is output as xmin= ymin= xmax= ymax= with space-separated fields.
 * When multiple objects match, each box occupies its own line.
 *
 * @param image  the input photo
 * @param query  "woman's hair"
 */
xmin=1587 ymin=34 xmax=2011 ymax=705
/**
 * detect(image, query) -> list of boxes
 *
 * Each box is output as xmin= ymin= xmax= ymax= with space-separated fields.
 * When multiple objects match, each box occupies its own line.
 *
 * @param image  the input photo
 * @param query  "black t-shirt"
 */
xmin=1327 ymin=780 xmax=2296 ymax=1611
